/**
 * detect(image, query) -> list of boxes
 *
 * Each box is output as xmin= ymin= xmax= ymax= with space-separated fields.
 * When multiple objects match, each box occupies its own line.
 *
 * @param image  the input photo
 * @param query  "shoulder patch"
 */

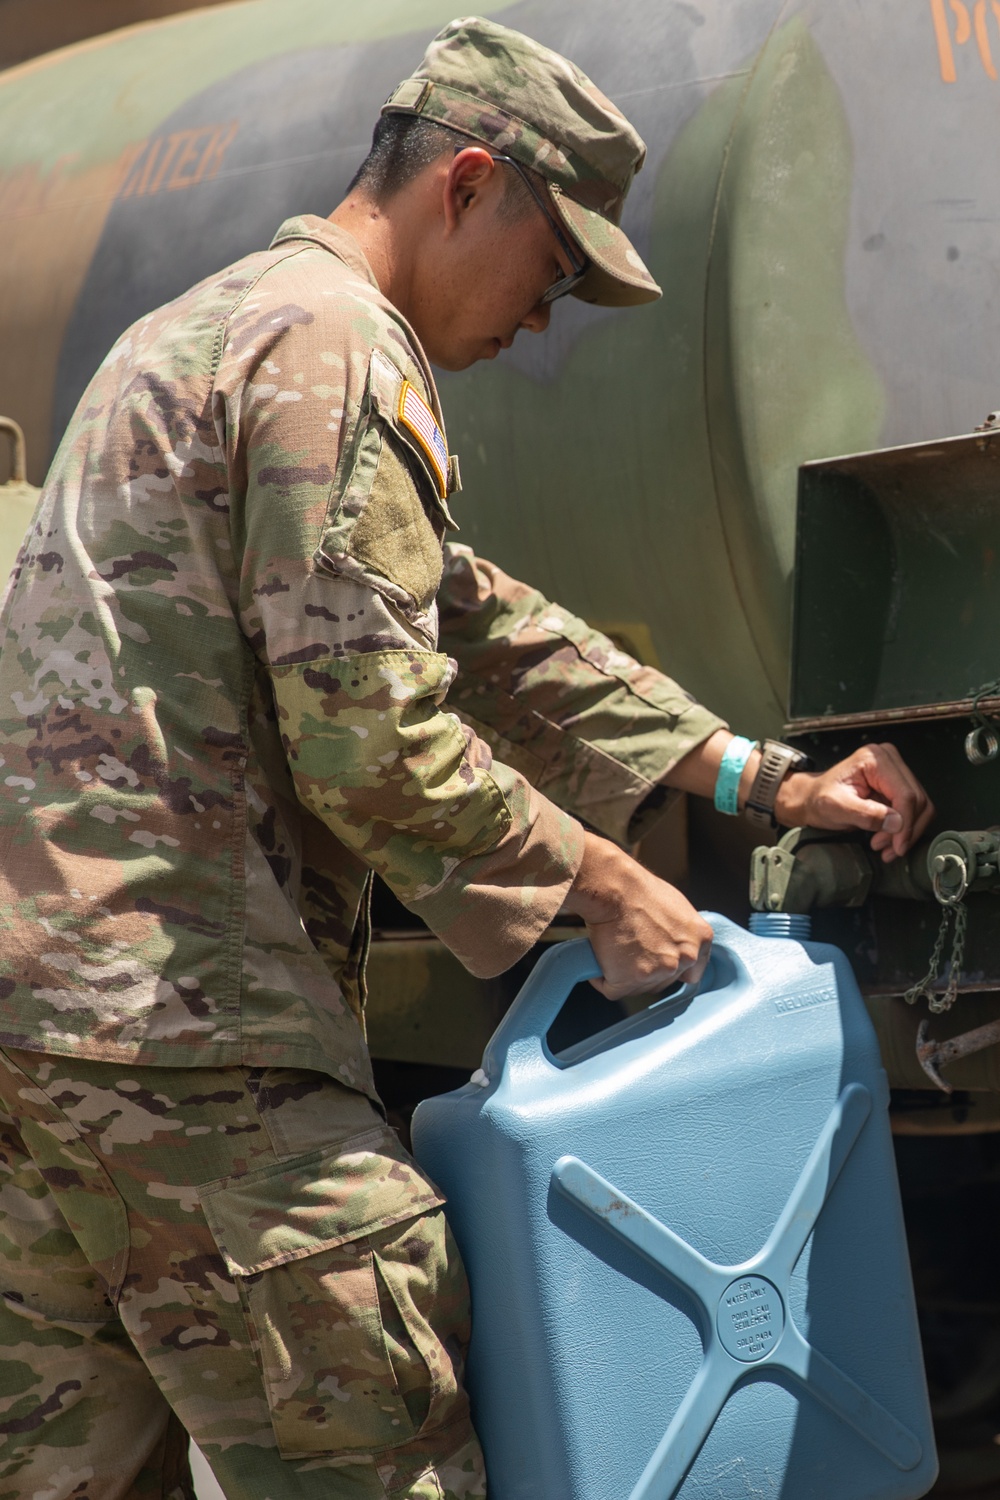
xmin=398 ymin=381 xmax=449 ymax=500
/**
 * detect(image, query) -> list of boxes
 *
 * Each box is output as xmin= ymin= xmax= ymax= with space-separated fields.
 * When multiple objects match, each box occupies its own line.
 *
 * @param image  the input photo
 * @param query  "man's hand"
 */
xmin=773 ymin=743 xmax=934 ymax=862
xmin=563 ymin=831 xmax=713 ymax=1000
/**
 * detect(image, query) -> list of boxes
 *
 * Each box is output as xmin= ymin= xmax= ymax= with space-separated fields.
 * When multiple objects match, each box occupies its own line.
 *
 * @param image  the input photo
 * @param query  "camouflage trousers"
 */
xmin=0 ymin=1049 xmax=486 ymax=1500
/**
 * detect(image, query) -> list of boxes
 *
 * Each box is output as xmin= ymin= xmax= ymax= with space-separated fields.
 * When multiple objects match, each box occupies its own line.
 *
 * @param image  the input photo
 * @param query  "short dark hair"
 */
xmin=346 ymin=113 xmax=536 ymax=223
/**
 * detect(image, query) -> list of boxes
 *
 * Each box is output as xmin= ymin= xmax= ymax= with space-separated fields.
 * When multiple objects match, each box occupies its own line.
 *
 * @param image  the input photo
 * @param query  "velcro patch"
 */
xmin=398 ymin=380 xmax=449 ymax=499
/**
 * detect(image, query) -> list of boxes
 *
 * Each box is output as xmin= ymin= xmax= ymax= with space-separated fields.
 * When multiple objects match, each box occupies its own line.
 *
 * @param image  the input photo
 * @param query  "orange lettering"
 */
xmin=931 ymin=0 xmax=959 ymax=79
xmin=929 ymin=0 xmax=1000 ymax=78
xmin=951 ymin=0 xmax=972 ymax=44
xmin=975 ymin=0 xmax=998 ymax=74
xmin=193 ymin=121 xmax=239 ymax=184
xmin=124 ymin=139 xmax=162 ymax=199
xmin=147 ymin=132 xmax=187 ymax=195
xmin=112 ymin=140 xmax=148 ymax=199
xmin=117 ymin=120 xmax=240 ymax=199
xmin=167 ymin=128 xmax=210 ymax=191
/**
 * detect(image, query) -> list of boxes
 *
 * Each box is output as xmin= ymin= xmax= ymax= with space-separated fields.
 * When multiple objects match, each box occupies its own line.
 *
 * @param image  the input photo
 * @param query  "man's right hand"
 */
xmin=562 ymin=831 xmax=713 ymax=1001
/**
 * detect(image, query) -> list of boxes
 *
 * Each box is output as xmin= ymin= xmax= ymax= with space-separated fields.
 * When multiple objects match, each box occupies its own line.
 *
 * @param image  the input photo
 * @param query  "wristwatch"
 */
xmin=744 ymin=739 xmax=812 ymax=829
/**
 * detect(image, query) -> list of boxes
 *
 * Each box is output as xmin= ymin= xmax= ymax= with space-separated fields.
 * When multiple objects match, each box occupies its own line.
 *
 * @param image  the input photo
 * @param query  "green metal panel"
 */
xmin=793 ymin=432 xmax=1000 ymax=720
xmin=440 ymin=17 xmax=884 ymax=734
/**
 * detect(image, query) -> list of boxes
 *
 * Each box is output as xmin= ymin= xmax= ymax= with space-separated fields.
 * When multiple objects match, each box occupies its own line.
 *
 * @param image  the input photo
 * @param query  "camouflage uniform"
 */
xmin=0 ymin=19 xmax=724 ymax=1498
xmin=0 ymin=1050 xmax=481 ymax=1498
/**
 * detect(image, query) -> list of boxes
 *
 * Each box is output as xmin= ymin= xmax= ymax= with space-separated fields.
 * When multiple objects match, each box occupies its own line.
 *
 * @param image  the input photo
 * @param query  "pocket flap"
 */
xmin=199 ymin=1127 xmax=445 ymax=1277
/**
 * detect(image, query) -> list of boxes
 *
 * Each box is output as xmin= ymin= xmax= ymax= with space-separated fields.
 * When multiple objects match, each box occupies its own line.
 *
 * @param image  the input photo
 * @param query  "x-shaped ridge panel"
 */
xmin=552 ymin=1083 xmax=922 ymax=1500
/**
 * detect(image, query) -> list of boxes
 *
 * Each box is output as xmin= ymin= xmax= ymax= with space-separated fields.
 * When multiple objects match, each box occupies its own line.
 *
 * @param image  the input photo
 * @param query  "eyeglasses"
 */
xmin=474 ymin=151 xmax=589 ymax=303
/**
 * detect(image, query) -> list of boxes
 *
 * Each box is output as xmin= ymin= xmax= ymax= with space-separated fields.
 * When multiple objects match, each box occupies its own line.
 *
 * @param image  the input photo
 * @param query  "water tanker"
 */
xmin=4 ymin=8 xmax=1000 ymax=1485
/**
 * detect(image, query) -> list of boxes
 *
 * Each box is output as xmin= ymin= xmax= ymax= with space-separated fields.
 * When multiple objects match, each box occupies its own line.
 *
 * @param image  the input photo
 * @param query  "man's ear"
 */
xmin=443 ymin=146 xmax=496 ymax=231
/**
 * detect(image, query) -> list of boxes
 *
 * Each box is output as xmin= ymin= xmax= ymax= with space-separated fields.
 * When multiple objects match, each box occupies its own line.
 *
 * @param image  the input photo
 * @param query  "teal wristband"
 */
xmin=714 ymin=736 xmax=758 ymax=816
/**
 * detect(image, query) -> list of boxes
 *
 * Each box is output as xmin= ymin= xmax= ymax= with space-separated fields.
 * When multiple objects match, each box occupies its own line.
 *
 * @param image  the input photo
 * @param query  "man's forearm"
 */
xmin=438 ymin=544 xmax=727 ymax=844
xmin=666 ymin=729 xmax=763 ymax=808
xmin=665 ymin=729 xmax=932 ymax=859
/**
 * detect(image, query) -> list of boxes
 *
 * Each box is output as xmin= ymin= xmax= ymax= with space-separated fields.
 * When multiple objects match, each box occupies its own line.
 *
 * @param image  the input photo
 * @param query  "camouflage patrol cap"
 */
xmin=382 ymin=16 xmax=661 ymax=308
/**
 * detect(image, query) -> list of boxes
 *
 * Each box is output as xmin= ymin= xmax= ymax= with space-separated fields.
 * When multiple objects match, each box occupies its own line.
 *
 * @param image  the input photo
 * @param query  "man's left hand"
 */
xmin=773 ymin=743 xmax=934 ymax=861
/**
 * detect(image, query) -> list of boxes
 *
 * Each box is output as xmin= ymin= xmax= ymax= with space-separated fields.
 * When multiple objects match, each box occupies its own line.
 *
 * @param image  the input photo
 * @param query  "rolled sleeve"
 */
xmin=438 ymin=545 xmax=727 ymax=845
xmin=271 ymin=648 xmax=583 ymax=977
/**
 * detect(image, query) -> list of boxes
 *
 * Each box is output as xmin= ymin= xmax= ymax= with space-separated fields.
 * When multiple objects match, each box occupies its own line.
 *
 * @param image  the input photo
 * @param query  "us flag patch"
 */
xmin=398 ymin=381 xmax=449 ymax=498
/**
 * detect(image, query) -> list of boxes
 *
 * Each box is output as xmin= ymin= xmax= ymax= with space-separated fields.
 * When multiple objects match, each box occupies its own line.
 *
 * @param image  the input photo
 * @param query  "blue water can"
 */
xmin=411 ymin=917 xmax=936 ymax=1500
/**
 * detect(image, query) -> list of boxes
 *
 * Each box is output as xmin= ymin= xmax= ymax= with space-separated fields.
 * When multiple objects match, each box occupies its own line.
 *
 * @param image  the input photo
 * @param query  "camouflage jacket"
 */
xmin=0 ymin=216 xmax=723 ymax=1094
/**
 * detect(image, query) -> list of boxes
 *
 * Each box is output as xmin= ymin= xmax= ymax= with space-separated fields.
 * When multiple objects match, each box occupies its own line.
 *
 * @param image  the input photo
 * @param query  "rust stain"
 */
xmin=602 ymin=1195 xmax=637 ymax=1219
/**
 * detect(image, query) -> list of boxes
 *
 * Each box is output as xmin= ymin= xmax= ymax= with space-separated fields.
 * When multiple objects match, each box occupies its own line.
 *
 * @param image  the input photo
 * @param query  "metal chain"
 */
xmin=904 ymin=900 xmax=968 ymax=1013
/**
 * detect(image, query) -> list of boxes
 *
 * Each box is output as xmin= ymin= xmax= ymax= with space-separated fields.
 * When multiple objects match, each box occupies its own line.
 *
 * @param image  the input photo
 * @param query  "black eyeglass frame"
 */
xmin=454 ymin=146 xmax=590 ymax=304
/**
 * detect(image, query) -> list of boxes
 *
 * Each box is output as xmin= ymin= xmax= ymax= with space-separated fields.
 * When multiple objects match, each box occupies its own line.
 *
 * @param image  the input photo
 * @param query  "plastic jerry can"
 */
xmin=411 ymin=916 xmax=936 ymax=1500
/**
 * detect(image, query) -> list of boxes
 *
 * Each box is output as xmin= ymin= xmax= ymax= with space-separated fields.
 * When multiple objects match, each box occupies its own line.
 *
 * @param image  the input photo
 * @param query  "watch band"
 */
xmin=744 ymin=740 xmax=811 ymax=829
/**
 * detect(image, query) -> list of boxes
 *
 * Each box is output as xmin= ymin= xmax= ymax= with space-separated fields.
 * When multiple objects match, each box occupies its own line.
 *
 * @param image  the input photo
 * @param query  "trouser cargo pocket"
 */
xmin=199 ymin=1124 xmax=472 ymax=1459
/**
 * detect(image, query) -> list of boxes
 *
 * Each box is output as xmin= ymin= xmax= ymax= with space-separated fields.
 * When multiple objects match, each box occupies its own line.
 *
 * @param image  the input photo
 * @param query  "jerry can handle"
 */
xmin=480 ymin=924 xmax=728 ymax=1082
xmin=480 ymin=937 xmax=604 ymax=1081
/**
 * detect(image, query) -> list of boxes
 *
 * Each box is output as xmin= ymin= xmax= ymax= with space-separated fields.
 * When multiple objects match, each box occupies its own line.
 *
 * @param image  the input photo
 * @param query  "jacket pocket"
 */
xmin=199 ymin=1125 xmax=470 ymax=1458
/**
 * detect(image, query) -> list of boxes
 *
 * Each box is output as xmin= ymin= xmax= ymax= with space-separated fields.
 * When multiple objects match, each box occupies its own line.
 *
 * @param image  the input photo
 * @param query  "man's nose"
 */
xmin=520 ymin=302 xmax=552 ymax=335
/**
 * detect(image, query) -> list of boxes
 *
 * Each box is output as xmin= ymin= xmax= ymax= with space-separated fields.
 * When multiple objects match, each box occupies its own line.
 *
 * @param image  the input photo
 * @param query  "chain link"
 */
xmin=904 ymin=900 xmax=968 ymax=1013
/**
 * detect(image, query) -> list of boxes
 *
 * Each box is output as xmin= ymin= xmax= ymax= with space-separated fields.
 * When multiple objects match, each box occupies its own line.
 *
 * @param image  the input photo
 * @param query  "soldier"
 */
xmin=0 ymin=17 xmax=931 ymax=1499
